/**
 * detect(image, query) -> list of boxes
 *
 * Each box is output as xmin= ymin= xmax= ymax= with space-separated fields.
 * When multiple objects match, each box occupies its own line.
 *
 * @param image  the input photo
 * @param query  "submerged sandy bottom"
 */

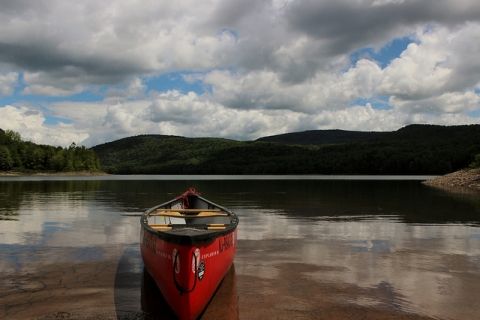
xmin=2 ymin=179 xmax=480 ymax=320
xmin=2 ymin=236 xmax=479 ymax=320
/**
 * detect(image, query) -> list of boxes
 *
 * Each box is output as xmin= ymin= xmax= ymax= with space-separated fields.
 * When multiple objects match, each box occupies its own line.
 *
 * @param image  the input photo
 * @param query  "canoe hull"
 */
xmin=141 ymin=225 xmax=237 ymax=320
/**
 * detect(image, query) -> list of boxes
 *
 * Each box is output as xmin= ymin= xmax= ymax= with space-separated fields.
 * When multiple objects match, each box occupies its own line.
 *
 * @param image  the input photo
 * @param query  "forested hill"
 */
xmin=92 ymin=135 xmax=242 ymax=174
xmin=257 ymin=124 xmax=480 ymax=146
xmin=0 ymin=129 xmax=100 ymax=172
xmin=93 ymin=124 xmax=480 ymax=175
xmin=257 ymin=129 xmax=388 ymax=145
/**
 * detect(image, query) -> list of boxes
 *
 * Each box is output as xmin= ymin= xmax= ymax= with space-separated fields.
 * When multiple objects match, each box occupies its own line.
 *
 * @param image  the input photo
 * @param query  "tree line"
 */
xmin=92 ymin=127 xmax=480 ymax=175
xmin=471 ymin=154 xmax=480 ymax=169
xmin=0 ymin=129 xmax=100 ymax=172
xmin=2 ymin=124 xmax=478 ymax=175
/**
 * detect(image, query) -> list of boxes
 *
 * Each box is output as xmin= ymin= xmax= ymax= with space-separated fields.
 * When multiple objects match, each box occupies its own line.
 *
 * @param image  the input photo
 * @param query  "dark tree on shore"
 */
xmin=0 ymin=129 xmax=101 ymax=172
xmin=471 ymin=154 xmax=480 ymax=169
xmin=0 ymin=145 xmax=13 ymax=170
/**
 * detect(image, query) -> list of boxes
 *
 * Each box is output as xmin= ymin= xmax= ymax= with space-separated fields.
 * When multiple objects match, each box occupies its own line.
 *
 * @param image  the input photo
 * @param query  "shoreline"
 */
xmin=422 ymin=168 xmax=480 ymax=191
xmin=2 ymin=170 xmax=478 ymax=189
xmin=0 ymin=171 xmax=109 ymax=177
xmin=0 ymin=173 xmax=436 ymax=181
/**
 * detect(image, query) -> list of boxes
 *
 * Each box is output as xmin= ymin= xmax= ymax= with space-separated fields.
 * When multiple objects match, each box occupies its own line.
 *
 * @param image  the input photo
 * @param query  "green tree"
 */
xmin=0 ymin=146 xmax=13 ymax=170
xmin=64 ymin=148 xmax=75 ymax=171
xmin=49 ymin=149 xmax=66 ymax=171
xmin=8 ymin=147 xmax=22 ymax=168
xmin=5 ymin=130 xmax=22 ymax=143
xmin=470 ymin=154 xmax=480 ymax=169
xmin=1 ymin=128 xmax=102 ymax=172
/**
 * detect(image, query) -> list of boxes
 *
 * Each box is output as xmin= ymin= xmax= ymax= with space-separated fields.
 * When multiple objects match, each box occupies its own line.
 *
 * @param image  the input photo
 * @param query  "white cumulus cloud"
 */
xmin=0 ymin=105 xmax=88 ymax=146
xmin=0 ymin=0 xmax=478 ymax=145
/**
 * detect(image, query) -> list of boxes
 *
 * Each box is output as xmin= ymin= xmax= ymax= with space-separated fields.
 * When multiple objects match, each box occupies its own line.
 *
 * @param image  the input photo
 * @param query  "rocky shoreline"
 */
xmin=423 ymin=168 xmax=480 ymax=191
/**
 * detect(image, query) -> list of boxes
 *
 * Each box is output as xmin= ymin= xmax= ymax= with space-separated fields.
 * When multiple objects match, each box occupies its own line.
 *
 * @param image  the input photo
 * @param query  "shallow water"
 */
xmin=1 ymin=177 xmax=480 ymax=319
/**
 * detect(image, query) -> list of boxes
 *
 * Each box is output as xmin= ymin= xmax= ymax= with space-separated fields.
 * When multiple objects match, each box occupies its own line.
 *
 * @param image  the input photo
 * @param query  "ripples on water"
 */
xmin=1 ymin=177 xmax=480 ymax=319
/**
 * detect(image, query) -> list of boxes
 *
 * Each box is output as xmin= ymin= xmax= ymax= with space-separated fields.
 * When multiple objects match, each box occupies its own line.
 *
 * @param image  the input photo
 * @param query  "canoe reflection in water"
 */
xmin=141 ymin=265 xmax=239 ymax=320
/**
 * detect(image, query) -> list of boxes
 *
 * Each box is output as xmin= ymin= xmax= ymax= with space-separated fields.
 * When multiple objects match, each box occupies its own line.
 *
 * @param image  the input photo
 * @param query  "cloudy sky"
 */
xmin=0 ymin=0 xmax=479 ymax=146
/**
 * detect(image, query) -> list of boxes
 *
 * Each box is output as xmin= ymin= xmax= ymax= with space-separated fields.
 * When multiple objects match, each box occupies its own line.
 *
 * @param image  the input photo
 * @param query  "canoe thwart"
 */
xmin=149 ymin=211 xmax=228 ymax=217
xmin=207 ymin=226 xmax=226 ymax=230
xmin=197 ymin=211 xmax=228 ymax=217
xmin=153 ymin=208 xmax=221 ymax=213
xmin=152 ymin=211 xmax=183 ymax=217
xmin=150 ymin=224 xmax=173 ymax=231
xmin=148 ymin=223 xmax=227 ymax=231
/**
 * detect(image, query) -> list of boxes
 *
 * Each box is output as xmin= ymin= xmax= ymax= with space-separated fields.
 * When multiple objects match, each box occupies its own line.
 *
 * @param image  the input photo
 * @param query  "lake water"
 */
xmin=1 ymin=176 xmax=480 ymax=319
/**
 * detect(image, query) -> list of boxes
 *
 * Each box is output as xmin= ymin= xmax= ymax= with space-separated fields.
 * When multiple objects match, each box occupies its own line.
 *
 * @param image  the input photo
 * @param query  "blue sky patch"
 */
xmin=146 ymin=72 xmax=206 ymax=95
xmin=351 ymin=96 xmax=391 ymax=110
xmin=350 ymin=36 xmax=415 ymax=68
xmin=43 ymin=115 xmax=73 ymax=125
xmin=0 ymin=80 xmax=105 ymax=106
xmin=468 ymin=109 xmax=480 ymax=117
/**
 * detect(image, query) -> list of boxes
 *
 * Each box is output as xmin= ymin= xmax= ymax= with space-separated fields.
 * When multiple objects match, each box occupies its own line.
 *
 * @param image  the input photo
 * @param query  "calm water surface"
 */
xmin=1 ymin=176 xmax=480 ymax=319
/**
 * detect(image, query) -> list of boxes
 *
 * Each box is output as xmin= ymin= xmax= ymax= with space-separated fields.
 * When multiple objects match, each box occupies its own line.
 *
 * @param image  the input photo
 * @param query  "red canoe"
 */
xmin=140 ymin=188 xmax=239 ymax=320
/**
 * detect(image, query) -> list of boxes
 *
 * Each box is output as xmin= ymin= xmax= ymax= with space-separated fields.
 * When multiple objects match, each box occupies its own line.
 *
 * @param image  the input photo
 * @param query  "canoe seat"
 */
xmin=158 ymin=208 xmax=221 ymax=213
xmin=197 ymin=211 xmax=228 ymax=217
xmin=150 ymin=224 xmax=173 ymax=231
xmin=207 ymin=224 xmax=226 ymax=230
xmin=149 ymin=211 xmax=228 ymax=218
xmin=156 ymin=210 xmax=182 ymax=216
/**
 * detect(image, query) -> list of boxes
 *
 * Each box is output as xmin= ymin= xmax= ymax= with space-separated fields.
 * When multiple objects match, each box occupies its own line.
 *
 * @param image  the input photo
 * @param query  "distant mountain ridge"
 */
xmin=92 ymin=124 xmax=480 ymax=175
xmin=256 ymin=124 xmax=479 ymax=145
xmin=257 ymin=129 xmax=386 ymax=145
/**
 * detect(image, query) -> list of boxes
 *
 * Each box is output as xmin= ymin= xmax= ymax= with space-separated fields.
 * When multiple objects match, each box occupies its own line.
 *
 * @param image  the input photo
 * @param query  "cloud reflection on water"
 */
xmin=236 ymin=205 xmax=480 ymax=319
xmin=0 ymin=179 xmax=480 ymax=319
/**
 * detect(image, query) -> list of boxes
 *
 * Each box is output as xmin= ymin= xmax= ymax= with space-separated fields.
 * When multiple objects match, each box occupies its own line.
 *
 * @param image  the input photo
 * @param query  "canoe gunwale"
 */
xmin=141 ymin=195 xmax=239 ymax=245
